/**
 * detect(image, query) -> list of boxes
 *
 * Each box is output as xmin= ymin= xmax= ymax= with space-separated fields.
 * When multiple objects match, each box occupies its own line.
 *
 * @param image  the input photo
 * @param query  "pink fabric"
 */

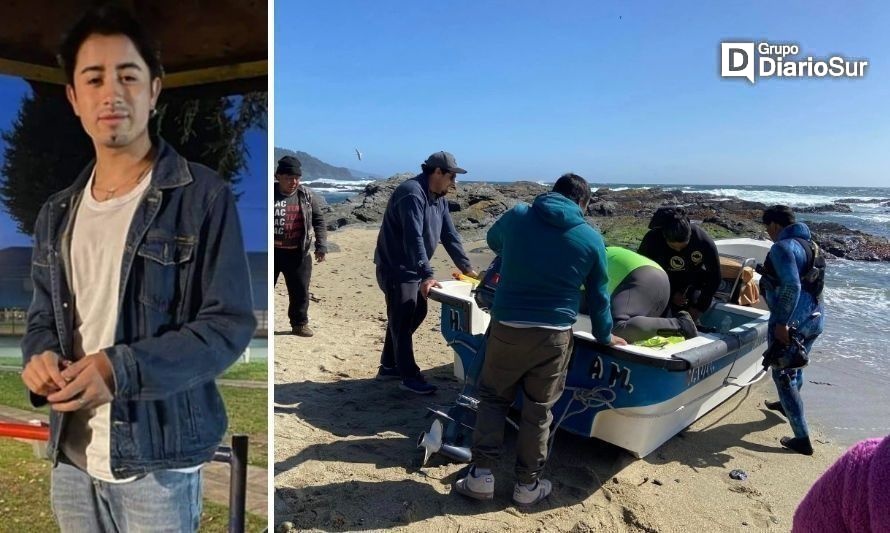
xmin=793 ymin=436 xmax=890 ymax=532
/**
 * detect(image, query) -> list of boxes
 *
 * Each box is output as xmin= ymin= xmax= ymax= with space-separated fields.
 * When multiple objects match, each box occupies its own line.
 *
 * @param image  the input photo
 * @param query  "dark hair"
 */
xmin=552 ymin=173 xmax=591 ymax=206
xmin=762 ymin=205 xmax=796 ymax=227
xmin=58 ymin=4 xmax=163 ymax=85
xmin=649 ymin=206 xmax=691 ymax=243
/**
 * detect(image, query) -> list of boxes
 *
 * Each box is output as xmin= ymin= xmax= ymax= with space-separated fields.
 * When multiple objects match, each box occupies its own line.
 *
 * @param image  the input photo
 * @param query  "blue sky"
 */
xmin=275 ymin=0 xmax=889 ymax=186
xmin=0 ymin=75 xmax=267 ymax=249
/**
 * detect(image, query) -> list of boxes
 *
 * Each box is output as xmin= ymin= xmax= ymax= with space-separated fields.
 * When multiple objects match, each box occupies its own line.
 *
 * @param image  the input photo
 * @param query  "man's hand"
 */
xmin=21 ymin=351 xmax=67 ymax=397
xmin=464 ymin=269 xmax=480 ymax=279
xmin=315 ymin=251 xmax=326 ymax=263
xmin=420 ymin=278 xmax=442 ymax=299
xmin=46 ymin=351 xmax=115 ymax=411
xmin=609 ymin=335 xmax=628 ymax=346
xmin=774 ymin=324 xmax=790 ymax=346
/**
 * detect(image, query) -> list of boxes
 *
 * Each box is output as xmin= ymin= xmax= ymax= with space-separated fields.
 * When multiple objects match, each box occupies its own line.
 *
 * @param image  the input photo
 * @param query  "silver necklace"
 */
xmin=93 ymin=164 xmax=152 ymax=201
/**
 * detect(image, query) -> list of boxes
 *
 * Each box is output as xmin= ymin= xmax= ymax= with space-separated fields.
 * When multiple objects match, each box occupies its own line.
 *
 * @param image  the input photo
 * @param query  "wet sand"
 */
xmin=274 ymin=225 xmax=843 ymax=532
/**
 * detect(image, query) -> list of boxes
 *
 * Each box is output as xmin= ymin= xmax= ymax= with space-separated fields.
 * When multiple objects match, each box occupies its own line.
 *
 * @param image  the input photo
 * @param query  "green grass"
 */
xmin=219 ymin=385 xmax=268 ymax=468
xmin=0 ymin=438 xmax=56 ymax=533
xmin=0 ymin=440 xmax=266 ymax=533
xmin=221 ymin=360 xmax=267 ymax=381
xmin=0 ymin=356 xmax=22 ymax=368
xmin=201 ymin=500 xmax=268 ymax=532
xmin=0 ymin=370 xmax=40 ymax=412
xmin=0 ymin=373 xmax=266 ymax=468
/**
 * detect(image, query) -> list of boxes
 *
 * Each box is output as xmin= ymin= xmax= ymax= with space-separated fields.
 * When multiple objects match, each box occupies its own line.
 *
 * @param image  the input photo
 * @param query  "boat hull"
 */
xmin=429 ymin=238 xmax=774 ymax=458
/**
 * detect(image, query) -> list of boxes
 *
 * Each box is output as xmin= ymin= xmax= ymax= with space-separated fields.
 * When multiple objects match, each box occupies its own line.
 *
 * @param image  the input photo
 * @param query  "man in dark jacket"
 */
xmin=454 ymin=174 xmax=626 ymax=506
xmin=638 ymin=207 xmax=721 ymax=320
xmin=274 ymin=155 xmax=328 ymax=337
xmin=760 ymin=205 xmax=825 ymax=455
xmin=374 ymin=151 xmax=477 ymax=394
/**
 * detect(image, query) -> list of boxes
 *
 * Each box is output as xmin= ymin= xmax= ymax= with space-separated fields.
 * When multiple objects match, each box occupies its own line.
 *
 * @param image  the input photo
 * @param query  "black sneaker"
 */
xmin=376 ymin=365 xmax=401 ymax=380
xmin=780 ymin=436 xmax=814 ymax=456
xmin=400 ymin=376 xmax=437 ymax=395
xmin=676 ymin=311 xmax=699 ymax=339
xmin=765 ymin=400 xmax=787 ymax=417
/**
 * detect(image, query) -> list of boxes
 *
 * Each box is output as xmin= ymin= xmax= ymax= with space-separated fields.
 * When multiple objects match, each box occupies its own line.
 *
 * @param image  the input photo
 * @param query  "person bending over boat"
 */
xmin=638 ymin=207 xmax=721 ymax=321
xmin=759 ymin=205 xmax=825 ymax=456
xmin=454 ymin=174 xmax=626 ymax=506
xmin=606 ymin=246 xmax=698 ymax=342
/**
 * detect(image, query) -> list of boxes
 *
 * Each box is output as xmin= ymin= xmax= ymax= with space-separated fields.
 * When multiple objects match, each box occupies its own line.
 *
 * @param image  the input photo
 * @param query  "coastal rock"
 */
xmin=319 ymin=176 xmax=889 ymax=262
xmin=835 ymin=197 xmax=890 ymax=204
xmin=796 ymin=203 xmax=853 ymax=214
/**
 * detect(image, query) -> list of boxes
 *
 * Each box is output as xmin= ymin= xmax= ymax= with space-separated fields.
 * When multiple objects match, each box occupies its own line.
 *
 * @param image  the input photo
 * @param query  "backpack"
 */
xmin=761 ymin=237 xmax=826 ymax=298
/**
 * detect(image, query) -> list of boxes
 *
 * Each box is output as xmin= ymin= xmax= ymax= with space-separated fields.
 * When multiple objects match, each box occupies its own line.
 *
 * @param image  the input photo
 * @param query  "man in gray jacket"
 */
xmin=374 ymin=151 xmax=477 ymax=394
xmin=274 ymin=155 xmax=328 ymax=337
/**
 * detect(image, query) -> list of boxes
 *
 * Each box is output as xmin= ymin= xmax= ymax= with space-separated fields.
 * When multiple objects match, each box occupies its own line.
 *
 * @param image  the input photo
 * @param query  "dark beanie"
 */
xmin=276 ymin=156 xmax=302 ymax=175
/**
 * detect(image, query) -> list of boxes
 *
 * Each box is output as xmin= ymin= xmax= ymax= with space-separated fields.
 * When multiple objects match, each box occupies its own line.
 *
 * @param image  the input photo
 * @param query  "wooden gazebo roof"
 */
xmin=0 ymin=0 xmax=267 ymax=95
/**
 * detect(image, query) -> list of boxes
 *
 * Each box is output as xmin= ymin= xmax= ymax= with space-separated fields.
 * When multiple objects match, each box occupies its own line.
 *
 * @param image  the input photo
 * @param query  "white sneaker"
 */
xmin=512 ymin=479 xmax=552 ymax=506
xmin=453 ymin=466 xmax=494 ymax=500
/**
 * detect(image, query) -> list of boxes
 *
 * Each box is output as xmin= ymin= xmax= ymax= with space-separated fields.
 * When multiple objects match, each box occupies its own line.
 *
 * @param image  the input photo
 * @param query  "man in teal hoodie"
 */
xmin=454 ymin=174 xmax=626 ymax=506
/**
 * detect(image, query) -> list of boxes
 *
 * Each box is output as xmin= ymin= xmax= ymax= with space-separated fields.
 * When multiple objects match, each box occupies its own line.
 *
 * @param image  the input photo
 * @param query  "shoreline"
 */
xmin=274 ymin=225 xmax=846 ymax=532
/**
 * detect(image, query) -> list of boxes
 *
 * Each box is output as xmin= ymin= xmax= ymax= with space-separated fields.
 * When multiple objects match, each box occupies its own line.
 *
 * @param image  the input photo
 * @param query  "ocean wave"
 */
xmin=601 ymin=186 xmax=653 ymax=192
xmin=304 ymin=178 xmax=373 ymax=188
xmin=817 ymin=259 xmax=890 ymax=378
xmin=682 ymin=188 xmax=886 ymax=207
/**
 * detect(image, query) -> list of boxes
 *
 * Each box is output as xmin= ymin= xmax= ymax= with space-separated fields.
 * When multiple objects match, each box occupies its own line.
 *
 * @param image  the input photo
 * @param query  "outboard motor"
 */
xmin=417 ymin=419 xmax=472 ymax=464
xmin=417 ymin=266 xmax=500 ymax=466
xmin=418 ymin=364 xmax=485 ymax=466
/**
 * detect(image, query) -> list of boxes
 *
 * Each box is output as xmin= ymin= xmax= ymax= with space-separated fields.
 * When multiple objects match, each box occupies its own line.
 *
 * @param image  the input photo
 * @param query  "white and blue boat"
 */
xmin=420 ymin=238 xmax=774 ymax=460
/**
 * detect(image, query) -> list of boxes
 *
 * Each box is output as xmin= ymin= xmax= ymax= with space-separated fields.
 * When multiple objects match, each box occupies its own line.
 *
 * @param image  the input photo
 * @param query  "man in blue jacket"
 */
xmin=454 ymin=174 xmax=626 ymax=506
xmin=19 ymin=7 xmax=256 ymax=531
xmin=374 ymin=151 xmax=477 ymax=394
xmin=760 ymin=205 xmax=825 ymax=455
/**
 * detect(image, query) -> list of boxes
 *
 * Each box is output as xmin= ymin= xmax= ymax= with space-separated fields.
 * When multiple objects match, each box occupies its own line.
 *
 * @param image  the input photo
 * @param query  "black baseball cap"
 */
xmin=424 ymin=151 xmax=467 ymax=174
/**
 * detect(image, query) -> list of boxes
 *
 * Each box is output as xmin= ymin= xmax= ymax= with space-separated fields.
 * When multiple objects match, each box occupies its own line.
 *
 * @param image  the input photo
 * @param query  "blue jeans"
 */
xmin=51 ymin=459 xmax=202 ymax=532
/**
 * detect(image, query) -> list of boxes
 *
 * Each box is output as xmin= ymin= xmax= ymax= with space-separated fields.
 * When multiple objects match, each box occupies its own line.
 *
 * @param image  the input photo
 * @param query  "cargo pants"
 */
xmin=471 ymin=320 xmax=574 ymax=484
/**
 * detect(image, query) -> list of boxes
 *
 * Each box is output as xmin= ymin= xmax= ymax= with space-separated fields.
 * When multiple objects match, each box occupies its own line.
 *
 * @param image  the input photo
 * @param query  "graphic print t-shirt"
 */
xmin=274 ymin=188 xmax=305 ymax=249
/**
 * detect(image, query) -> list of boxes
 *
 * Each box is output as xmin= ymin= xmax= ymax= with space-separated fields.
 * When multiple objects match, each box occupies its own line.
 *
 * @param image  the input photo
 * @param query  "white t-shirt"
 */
xmin=62 ymin=169 xmax=151 ymax=482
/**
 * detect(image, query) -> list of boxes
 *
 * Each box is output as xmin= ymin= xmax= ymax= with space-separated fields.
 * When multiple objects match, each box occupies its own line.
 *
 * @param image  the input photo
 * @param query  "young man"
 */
xmin=273 ymin=155 xmax=327 ymax=337
xmin=760 ymin=205 xmax=825 ymax=455
xmin=454 ymin=174 xmax=626 ymax=506
xmin=373 ymin=151 xmax=477 ymax=394
xmin=638 ymin=206 xmax=721 ymax=320
xmin=19 ymin=7 xmax=256 ymax=531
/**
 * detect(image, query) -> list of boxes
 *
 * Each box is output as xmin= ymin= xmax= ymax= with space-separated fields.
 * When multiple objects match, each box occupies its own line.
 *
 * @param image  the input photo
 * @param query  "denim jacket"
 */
xmin=21 ymin=140 xmax=257 ymax=478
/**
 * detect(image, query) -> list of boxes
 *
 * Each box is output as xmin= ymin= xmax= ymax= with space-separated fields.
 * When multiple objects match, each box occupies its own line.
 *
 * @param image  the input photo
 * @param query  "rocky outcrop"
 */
xmin=320 ymin=177 xmax=890 ymax=261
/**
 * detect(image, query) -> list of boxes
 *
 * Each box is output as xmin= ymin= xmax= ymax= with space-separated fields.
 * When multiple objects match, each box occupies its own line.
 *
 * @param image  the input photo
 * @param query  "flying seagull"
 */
xmin=355 ymin=148 xmax=362 ymax=161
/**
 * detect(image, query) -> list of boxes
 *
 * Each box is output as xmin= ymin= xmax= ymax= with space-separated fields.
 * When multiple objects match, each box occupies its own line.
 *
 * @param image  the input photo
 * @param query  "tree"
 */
xmin=0 ymin=84 xmax=266 ymax=235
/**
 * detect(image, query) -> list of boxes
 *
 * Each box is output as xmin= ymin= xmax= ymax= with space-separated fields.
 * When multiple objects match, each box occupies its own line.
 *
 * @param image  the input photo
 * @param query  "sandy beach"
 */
xmin=273 ymin=225 xmax=844 ymax=532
